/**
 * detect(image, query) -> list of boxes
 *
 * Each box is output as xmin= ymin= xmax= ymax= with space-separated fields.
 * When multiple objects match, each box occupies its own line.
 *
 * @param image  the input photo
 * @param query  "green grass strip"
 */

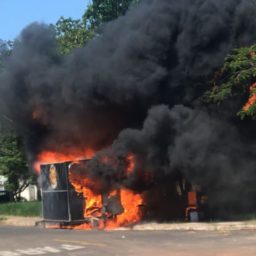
xmin=0 ymin=201 xmax=41 ymax=217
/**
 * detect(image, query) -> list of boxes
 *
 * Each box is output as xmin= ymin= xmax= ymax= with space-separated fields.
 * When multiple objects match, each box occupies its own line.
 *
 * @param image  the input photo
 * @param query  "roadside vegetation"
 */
xmin=0 ymin=201 xmax=41 ymax=217
xmin=203 ymin=44 xmax=256 ymax=119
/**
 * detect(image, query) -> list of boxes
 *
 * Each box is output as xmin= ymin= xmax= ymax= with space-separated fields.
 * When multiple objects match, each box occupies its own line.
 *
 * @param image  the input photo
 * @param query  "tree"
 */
xmin=0 ymin=134 xmax=33 ymax=200
xmin=0 ymin=42 xmax=33 ymax=200
xmin=54 ymin=17 xmax=94 ymax=55
xmin=203 ymin=44 xmax=256 ymax=119
xmin=54 ymin=0 xmax=140 ymax=54
xmin=83 ymin=0 xmax=140 ymax=29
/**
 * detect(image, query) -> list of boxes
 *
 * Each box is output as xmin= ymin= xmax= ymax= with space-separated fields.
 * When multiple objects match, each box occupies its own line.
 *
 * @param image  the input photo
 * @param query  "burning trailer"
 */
xmin=3 ymin=0 xmax=256 ymax=226
xmin=39 ymin=158 xmax=209 ymax=229
xmin=40 ymin=162 xmax=84 ymax=226
xmin=40 ymin=160 xmax=144 ymax=229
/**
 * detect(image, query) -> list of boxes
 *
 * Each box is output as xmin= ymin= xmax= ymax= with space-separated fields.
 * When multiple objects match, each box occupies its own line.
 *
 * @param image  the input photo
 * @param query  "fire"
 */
xmin=36 ymin=148 xmax=144 ymax=229
xmin=70 ymin=188 xmax=143 ymax=230
xmin=243 ymin=94 xmax=256 ymax=111
xmin=106 ymin=189 xmax=143 ymax=229
xmin=84 ymin=188 xmax=102 ymax=217
xmin=126 ymin=154 xmax=135 ymax=175
xmin=243 ymin=82 xmax=256 ymax=111
xmin=68 ymin=153 xmax=143 ymax=229
xmin=69 ymin=173 xmax=103 ymax=218
xmin=34 ymin=148 xmax=95 ymax=174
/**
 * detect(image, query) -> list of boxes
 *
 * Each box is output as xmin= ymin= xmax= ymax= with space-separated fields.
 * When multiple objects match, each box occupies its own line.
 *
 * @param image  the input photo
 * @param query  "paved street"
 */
xmin=0 ymin=226 xmax=256 ymax=255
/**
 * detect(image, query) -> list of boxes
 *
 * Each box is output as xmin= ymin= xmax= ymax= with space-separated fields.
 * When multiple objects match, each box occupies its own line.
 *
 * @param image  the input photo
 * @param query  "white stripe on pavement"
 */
xmin=0 ymin=244 xmax=85 ymax=256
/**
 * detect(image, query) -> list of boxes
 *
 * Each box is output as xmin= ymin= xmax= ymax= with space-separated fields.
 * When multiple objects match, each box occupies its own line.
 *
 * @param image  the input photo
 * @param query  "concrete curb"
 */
xmin=132 ymin=222 xmax=256 ymax=231
xmin=1 ymin=216 xmax=256 ymax=231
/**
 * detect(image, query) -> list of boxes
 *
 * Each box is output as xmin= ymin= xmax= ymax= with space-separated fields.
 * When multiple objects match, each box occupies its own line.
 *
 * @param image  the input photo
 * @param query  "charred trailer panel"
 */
xmin=40 ymin=162 xmax=84 ymax=222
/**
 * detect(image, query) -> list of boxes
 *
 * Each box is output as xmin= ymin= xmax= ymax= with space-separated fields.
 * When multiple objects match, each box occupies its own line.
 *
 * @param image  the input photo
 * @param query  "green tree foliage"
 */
xmin=0 ymin=135 xmax=32 ymax=200
xmin=203 ymin=44 xmax=256 ymax=118
xmin=54 ymin=17 xmax=94 ymax=55
xmin=54 ymin=0 xmax=140 ymax=54
xmin=0 ymin=42 xmax=34 ymax=200
xmin=83 ymin=0 xmax=140 ymax=29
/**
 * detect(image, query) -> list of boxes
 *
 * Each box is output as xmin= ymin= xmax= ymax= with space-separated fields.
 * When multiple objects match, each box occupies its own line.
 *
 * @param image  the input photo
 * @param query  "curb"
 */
xmin=1 ymin=216 xmax=256 ymax=231
xmin=132 ymin=222 xmax=256 ymax=231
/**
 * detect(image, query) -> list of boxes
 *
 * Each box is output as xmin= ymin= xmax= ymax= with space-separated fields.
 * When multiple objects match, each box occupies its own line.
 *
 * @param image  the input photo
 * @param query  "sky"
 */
xmin=0 ymin=0 xmax=90 ymax=41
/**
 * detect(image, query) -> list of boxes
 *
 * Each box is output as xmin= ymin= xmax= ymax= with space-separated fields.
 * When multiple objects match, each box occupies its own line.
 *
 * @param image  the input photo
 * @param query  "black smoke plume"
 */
xmin=1 ymin=0 xmax=256 ymax=219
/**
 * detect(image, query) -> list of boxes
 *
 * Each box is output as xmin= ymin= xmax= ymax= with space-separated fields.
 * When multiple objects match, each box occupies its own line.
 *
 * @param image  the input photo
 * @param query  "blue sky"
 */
xmin=0 ymin=0 xmax=90 ymax=40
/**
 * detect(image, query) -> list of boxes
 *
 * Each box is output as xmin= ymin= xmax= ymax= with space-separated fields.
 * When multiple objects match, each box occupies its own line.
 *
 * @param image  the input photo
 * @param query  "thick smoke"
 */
xmin=85 ymin=104 xmax=256 ymax=217
xmin=1 ymin=0 xmax=256 ymax=218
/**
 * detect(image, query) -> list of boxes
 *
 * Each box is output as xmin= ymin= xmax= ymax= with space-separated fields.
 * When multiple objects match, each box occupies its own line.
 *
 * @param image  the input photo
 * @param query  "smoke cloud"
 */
xmin=1 ymin=0 xmax=256 ymax=218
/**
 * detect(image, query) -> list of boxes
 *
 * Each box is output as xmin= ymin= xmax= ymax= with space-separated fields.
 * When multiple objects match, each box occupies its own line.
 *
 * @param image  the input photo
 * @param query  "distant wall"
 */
xmin=20 ymin=185 xmax=38 ymax=201
xmin=0 ymin=175 xmax=7 ymax=191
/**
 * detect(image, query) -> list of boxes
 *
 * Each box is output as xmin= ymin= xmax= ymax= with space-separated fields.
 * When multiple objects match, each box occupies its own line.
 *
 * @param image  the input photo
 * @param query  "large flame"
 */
xmin=106 ymin=189 xmax=143 ymax=229
xmin=35 ymin=149 xmax=143 ymax=229
xmin=34 ymin=148 xmax=95 ymax=174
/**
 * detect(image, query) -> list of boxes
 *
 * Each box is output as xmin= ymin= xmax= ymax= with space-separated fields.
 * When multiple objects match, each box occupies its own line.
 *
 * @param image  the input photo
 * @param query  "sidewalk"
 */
xmin=1 ymin=215 xmax=256 ymax=231
xmin=132 ymin=221 xmax=256 ymax=231
xmin=0 ymin=216 xmax=41 ymax=227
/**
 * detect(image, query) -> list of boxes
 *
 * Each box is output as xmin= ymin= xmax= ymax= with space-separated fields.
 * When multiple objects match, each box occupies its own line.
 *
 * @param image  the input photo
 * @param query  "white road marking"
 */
xmin=60 ymin=244 xmax=85 ymax=251
xmin=0 ymin=244 xmax=85 ymax=256
xmin=53 ymin=239 xmax=106 ymax=247
xmin=39 ymin=247 xmax=60 ymax=253
xmin=0 ymin=252 xmax=21 ymax=256
xmin=16 ymin=249 xmax=46 ymax=255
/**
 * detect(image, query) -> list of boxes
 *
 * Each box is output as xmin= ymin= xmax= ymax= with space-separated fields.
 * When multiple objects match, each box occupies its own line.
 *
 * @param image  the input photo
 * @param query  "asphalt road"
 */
xmin=0 ymin=226 xmax=256 ymax=256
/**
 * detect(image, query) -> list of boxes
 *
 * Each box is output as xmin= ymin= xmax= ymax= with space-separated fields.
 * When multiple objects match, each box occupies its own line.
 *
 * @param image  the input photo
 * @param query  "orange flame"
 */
xmin=34 ymin=148 xmax=95 ymax=174
xmin=106 ymin=189 xmax=143 ymax=229
xmin=243 ymin=82 xmax=256 ymax=111
xmin=35 ymin=149 xmax=143 ymax=229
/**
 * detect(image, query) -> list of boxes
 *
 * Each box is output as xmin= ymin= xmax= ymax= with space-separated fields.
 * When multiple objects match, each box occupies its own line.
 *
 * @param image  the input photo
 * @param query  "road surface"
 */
xmin=0 ymin=226 xmax=256 ymax=255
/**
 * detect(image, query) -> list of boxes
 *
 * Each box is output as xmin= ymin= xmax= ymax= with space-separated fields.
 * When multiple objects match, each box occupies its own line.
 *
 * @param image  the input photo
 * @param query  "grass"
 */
xmin=0 ymin=201 xmax=41 ymax=217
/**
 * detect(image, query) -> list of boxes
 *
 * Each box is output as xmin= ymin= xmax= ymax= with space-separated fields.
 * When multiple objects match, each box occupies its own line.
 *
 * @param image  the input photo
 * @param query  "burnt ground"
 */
xmin=0 ymin=226 xmax=256 ymax=256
